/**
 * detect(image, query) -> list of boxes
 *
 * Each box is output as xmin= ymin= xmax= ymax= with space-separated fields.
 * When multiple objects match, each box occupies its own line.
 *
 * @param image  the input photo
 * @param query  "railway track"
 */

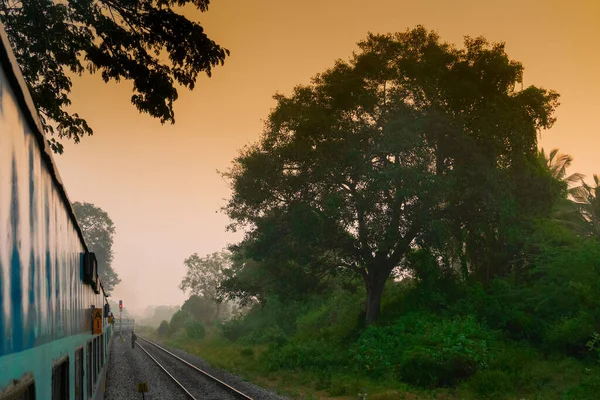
xmin=136 ymin=336 xmax=254 ymax=400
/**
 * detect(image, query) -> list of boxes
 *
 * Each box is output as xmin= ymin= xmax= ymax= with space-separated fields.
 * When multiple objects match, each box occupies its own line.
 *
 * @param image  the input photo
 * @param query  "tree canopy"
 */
xmin=72 ymin=201 xmax=121 ymax=293
xmin=223 ymin=26 xmax=561 ymax=325
xmin=179 ymin=251 xmax=229 ymax=318
xmin=0 ymin=0 xmax=228 ymax=153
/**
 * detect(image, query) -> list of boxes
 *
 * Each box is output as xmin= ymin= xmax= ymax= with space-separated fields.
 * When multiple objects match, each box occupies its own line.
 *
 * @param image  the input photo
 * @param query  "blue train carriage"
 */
xmin=0 ymin=21 xmax=123 ymax=400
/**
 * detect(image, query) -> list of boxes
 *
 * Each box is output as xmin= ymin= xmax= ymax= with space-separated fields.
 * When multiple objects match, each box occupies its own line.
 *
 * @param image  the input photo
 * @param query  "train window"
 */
xmin=52 ymin=356 xmax=69 ymax=400
xmin=0 ymin=372 xmax=35 ymax=400
xmin=75 ymin=347 xmax=84 ymax=400
xmin=86 ymin=341 xmax=92 ymax=399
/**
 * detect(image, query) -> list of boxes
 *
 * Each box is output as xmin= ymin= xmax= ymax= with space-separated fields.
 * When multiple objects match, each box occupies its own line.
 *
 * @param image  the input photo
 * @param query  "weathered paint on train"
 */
xmin=0 ymin=21 xmax=125 ymax=400
xmin=0 ymin=67 xmax=107 ymax=352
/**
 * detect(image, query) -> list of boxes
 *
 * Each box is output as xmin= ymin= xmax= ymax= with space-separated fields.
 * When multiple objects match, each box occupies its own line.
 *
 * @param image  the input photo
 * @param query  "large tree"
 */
xmin=181 ymin=295 xmax=218 ymax=325
xmin=224 ymin=26 xmax=560 ymax=325
xmin=179 ymin=251 xmax=229 ymax=319
xmin=0 ymin=0 xmax=228 ymax=153
xmin=72 ymin=201 xmax=121 ymax=293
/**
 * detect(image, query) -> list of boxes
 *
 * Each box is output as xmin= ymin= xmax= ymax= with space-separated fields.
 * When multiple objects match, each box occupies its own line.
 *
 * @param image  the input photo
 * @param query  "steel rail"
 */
xmin=136 ymin=341 xmax=197 ymax=399
xmin=137 ymin=336 xmax=254 ymax=400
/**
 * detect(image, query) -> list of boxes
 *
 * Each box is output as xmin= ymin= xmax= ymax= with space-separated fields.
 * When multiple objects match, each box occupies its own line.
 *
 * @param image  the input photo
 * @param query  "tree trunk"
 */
xmin=215 ymin=302 xmax=221 ymax=321
xmin=364 ymin=271 xmax=388 ymax=326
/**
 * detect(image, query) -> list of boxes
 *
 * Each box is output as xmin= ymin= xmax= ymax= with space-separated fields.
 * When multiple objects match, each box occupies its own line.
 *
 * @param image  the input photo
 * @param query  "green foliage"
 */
xmin=586 ymin=332 xmax=600 ymax=363
xmin=184 ymin=321 xmax=206 ymax=340
xmin=209 ymin=216 xmax=600 ymax=395
xmin=180 ymin=252 xmax=231 ymax=324
xmin=224 ymin=25 xmax=560 ymax=327
xmin=218 ymin=315 xmax=249 ymax=342
xmin=219 ymin=296 xmax=301 ymax=344
xmin=563 ymin=375 xmax=600 ymax=400
xmin=180 ymin=252 xmax=229 ymax=302
xmin=168 ymin=310 xmax=191 ymax=337
xmin=157 ymin=320 xmax=169 ymax=337
xmin=0 ymin=0 xmax=228 ymax=152
xmin=521 ymin=221 xmax=600 ymax=354
xmin=264 ymin=340 xmax=348 ymax=371
xmin=181 ymin=295 xmax=219 ymax=326
xmin=352 ymin=313 xmax=493 ymax=387
xmin=72 ymin=201 xmax=120 ymax=293
xmin=240 ymin=347 xmax=254 ymax=357
xmin=294 ymin=289 xmax=364 ymax=343
xmin=569 ymin=174 xmax=600 ymax=241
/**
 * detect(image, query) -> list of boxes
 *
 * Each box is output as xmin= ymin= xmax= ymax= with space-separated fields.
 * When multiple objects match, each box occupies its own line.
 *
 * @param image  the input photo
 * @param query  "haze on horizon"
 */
xmin=51 ymin=0 xmax=599 ymax=316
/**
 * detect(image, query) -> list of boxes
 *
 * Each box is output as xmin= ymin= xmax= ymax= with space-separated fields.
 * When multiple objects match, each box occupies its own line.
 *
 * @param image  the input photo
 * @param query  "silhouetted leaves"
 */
xmin=0 ymin=0 xmax=228 ymax=152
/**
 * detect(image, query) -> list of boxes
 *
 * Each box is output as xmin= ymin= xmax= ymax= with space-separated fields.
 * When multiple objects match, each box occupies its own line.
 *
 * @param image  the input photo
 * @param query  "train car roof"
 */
xmin=0 ymin=22 xmax=109 ymax=296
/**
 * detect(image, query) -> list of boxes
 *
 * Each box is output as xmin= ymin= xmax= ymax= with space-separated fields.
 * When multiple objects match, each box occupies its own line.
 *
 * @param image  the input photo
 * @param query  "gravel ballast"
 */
xmin=144 ymin=338 xmax=290 ymax=400
xmin=104 ymin=334 xmax=289 ymax=400
xmin=138 ymin=340 xmax=239 ymax=400
xmin=104 ymin=334 xmax=187 ymax=400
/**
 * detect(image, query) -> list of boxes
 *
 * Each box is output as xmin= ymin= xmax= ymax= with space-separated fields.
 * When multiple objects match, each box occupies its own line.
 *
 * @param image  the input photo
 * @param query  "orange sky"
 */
xmin=52 ymin=0 xmax=600 ymax=314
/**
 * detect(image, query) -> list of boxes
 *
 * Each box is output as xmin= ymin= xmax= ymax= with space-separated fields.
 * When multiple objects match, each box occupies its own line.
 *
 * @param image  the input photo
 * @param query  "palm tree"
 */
xmin=536 ymin=148 xmax=600 ymax=240
xmin=537 ymin=148 xmax=585 ymax=185
xmin=569 ymin=174 xmax=600 ymax=241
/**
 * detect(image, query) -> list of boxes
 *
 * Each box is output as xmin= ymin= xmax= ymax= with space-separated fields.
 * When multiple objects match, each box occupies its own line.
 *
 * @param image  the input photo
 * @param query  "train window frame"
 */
xmin=92 ymin=338 xmax=98 ymax=385
xmin=52 ymin=355 xmax=69 ymax=400
xmin=75 ymin=346 xmax=84 ymax=400
xmin=86 ymin=340 xmax=92 ymax=399
xmin=95 ymin=337 xmax=100 ymax=382
xmin=0 ymin=372 xmax=35 ymax=400
xmin=100 ymin=334 xmax=104 ymax=368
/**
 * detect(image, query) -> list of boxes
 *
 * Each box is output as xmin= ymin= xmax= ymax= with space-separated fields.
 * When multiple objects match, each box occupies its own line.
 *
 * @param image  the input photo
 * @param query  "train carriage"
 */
xmin=0 ymin=21 xmax=129 ymax=400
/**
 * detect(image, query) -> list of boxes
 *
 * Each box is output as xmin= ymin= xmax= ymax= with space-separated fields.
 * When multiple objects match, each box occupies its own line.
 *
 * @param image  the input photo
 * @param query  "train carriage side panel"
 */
xmin=0 ymin=21 xmax=112 ymax=400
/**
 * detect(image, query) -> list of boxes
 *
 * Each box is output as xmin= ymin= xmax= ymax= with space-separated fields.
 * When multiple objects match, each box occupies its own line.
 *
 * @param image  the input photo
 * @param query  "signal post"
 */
xmin=119 ymin=300 xmax=123 ymax=337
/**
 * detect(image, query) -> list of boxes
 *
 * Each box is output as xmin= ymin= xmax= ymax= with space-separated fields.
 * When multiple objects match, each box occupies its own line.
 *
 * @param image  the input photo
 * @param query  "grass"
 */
xmin=157 ymin=331 xmax=600 ymax=400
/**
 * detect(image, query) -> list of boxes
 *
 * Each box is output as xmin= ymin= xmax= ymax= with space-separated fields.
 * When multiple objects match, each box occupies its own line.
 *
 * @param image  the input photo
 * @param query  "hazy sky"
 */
xmin=52 ymin=0 xmax=600 ymax=315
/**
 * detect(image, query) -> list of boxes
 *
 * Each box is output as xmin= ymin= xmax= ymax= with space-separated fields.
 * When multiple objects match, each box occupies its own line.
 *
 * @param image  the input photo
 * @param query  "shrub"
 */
xmin=563 ymin=374 xmax=600 ymax=400
xmin=240 ymin=347 xmax=254 ymax=357
xmin=168 ymin=310 xmax=191 ymax=336
xmin=544 ymin=311 xmax=596 ymax=357
xmin=219 ymin=296 xmax=304 ymax=344
xmin=157 ymin=320 xmax=169 ymax=337
xmin=465 ymin=369 xmax=513 ymax=398
xmin=352 ymin=313 xmax=493 ymax=387
xmin=219 ymin=316 xmax=247 ymax=342
xmin=294 ymin=289 xmax=363 ymax=344
xmin=264 ymin=340 xmax=348 ymax=371
xmin=185 ymin=321 xmax=206 ymax=340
